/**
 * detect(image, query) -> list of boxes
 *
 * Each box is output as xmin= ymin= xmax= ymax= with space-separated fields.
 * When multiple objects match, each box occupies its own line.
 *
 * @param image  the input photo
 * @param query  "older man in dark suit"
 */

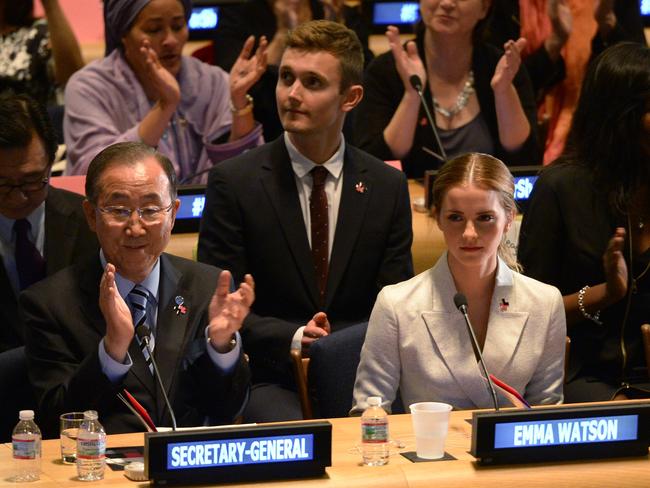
xmin=21 ymin=142 xmax=254 ymax=436
xmin=198 ymin=21 xmax=413 ymax=421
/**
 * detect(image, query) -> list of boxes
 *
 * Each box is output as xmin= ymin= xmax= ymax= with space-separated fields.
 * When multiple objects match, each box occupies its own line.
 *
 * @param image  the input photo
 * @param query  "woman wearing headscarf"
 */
xmin=64 ymin=0 xmax=267 ymax=184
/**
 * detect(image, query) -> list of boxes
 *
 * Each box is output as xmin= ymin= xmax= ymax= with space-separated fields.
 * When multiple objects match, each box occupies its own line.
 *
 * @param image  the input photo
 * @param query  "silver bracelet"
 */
xmin=577 ymin=285 xmax=602 ymax=325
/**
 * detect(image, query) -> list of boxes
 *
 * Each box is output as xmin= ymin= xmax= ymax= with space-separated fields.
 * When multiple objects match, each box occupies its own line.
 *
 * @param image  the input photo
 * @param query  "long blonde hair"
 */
xmin=431 ymin=153 xmax=520 ymax=271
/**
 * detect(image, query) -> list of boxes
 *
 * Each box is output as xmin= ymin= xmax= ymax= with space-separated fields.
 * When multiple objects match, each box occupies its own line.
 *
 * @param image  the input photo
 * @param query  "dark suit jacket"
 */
xmin=21 ymin=252 xmax=250 ymax=437
xmin=197 ymin=136 xmax=413 ymax=384
xmin=0 ymin=187 xmax=98 ymax=352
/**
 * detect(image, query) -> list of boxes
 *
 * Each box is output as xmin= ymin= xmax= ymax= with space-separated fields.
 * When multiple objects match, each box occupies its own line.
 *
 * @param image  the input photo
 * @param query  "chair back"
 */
xmin=308 ymin=322 xmax=368 ymax=418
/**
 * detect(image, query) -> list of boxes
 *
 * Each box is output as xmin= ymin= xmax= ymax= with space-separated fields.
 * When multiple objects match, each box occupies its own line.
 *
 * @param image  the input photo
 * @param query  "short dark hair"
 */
xmin=563 ymin=42 xmax=650 ymax=210
xmin=0 ymin=91 xmax=56 ymax=164
xmin=285 ymin=20 xmax=363 ymax=91
xmin=85 ymin=142 xmax=178 ymax=204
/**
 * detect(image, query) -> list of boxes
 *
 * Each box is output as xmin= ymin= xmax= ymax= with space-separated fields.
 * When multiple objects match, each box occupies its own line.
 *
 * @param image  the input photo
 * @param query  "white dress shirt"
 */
xmin=284 ymin=132 xmax=346 ymax=349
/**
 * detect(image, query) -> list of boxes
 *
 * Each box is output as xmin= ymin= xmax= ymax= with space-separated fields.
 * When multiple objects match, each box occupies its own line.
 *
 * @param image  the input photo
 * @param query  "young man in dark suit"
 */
xmin=21 ymin=142 xmax=254 ymax=436
xmin=198 ymin=20 xmax=413 ymax=421
xmin=0 ymin=93 xmax=98 ymax=352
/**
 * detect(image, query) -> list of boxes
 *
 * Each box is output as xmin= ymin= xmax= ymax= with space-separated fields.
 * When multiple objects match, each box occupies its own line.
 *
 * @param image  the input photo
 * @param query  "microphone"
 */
xmin=453 ymin=293 xmax=500 ymax=411
xmin=408 ymin=74 xmax=447 ymax=165
xmin=179 ymin=166 xmax=213 ymax=185
xmin=136 ymin=324 xmax=178 ymax=430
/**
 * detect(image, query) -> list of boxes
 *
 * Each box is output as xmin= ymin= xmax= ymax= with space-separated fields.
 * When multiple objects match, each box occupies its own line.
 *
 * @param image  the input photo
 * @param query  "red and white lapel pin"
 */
xmin=499 ymin=298 xmax=509 ymax=312
xmin=355 ymin=181 xmax=366 ymax=194
xmin=174 ymin=295 xmax=187 ymax=315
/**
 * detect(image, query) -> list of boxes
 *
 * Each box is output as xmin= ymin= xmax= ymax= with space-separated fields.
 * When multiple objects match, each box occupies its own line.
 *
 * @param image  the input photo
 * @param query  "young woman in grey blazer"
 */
xmin=352 ymin=153 xmax=566 ymax=412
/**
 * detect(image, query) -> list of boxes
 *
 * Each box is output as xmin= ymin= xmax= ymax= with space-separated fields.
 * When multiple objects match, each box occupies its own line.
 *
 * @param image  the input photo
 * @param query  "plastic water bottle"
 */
xmin=361 ymin=396 xmax=389 ymax=466
xmin=76 ymin=410 xmax=106 ymax=481
xmin=12 ymin=410 xmax=41 ymax=482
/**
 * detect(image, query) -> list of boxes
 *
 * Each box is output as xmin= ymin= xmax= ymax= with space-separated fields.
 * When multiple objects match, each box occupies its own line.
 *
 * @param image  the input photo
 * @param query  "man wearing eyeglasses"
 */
xmin=20 ymin=141 xmax=253 ymax=436
xmin=0 ymin=93 xmax=98 ymax=353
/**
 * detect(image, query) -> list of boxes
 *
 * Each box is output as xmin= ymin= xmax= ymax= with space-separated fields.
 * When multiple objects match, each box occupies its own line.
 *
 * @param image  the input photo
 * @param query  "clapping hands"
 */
xmin=229 ymin=36 xmax=269 ymax=107
xmin=208 ymin=270 xmax=255 ymax=352
xmin=491 ymin=37 xmax=527 ymax=94
xmin=386 ymin=26 xmax=426 ymax=94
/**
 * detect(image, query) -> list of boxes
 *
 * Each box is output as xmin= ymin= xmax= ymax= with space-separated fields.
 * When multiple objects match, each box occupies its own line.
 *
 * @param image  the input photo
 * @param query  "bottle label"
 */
xmin=77 ymin=436 xmax=106 ymax=460
xmin=362 ymin=419 xmax=388 ymax=443
xmin=12 ymin=437 xmax=38 ymax=460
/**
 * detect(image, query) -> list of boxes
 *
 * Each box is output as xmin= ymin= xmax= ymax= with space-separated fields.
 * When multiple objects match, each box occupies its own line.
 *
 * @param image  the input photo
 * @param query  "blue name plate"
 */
xmin=471 ymin=403 xmax=650 ymax=465
xmin=146 ymin=421 xmax=331 ymax=485
xmin=167 ymin=434 xmax=314 ymax=469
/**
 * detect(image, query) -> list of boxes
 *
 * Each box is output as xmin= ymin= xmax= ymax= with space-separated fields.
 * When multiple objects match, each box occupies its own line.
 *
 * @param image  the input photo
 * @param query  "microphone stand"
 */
xmin=409 ymin=74 xmax=447 ymax=166
xmin=136 ymin=324 xmax=178 ymax=430
xmin=453 ymin=293 xmax=500 ymax=411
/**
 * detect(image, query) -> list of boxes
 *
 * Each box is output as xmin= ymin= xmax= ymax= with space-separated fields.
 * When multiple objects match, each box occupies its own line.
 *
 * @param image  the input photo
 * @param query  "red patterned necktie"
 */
xmin=310 ymin=166 xmax=329 ymax=306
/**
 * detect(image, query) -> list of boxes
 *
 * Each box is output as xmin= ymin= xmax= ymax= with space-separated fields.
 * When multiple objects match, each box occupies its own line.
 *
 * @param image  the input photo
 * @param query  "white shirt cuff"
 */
xmin=204 ymin=327 xmax=241 ymax=373
xmin=98 ymin=338 xmax=132 ymax=383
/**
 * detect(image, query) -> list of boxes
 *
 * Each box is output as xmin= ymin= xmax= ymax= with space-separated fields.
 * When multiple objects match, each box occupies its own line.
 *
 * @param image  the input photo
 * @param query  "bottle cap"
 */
xmin=83 ymin=410 xmax=98 ymax=420
xmin=124 ymin=462 xmax=147 ymax=481
xmin=367 ymin=396 xmax=382 ymax=406
xmin=19 ymin=410 xmax=35 ymax=420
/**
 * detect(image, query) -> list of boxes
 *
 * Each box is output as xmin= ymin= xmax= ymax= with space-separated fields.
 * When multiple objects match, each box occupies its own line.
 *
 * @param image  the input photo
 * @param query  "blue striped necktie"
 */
xmin=129 ymin=285 xmax=155 ymax=374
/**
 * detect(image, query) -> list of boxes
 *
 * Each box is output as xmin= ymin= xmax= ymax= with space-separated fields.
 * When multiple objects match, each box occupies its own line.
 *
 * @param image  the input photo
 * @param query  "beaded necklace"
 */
xmin=432 ymin=71 xmax=475 ymax=119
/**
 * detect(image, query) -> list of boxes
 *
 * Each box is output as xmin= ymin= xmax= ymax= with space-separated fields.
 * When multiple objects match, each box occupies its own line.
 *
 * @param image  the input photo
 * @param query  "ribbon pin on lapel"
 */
xmin=174 ymin=295 xmax=187 ymax=315
xmin=355 ymin=181 xmax=366 ymax=194
xmin=499 ymin=298 xmax=509 ymax=312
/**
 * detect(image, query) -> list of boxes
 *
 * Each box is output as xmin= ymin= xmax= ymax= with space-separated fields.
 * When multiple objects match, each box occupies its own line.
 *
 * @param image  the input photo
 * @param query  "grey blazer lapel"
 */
xmin=260 ymin=139 xmax=320 ymax=307
xmin=421 ymin=311 xmax=494 ymax=407
xmin=482 ymin=310 xmax=529 ymax=379
xmin=326 ymin=150 xmax=371 ymax=309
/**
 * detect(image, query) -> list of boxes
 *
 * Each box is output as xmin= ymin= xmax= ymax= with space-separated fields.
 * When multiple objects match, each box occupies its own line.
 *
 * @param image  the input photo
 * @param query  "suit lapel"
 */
xmin=325 ymin=149 xmax=371 ymax=309
xmin=482 ymin=310 xmax=529 ymax=379
xmin=44 ymin=189 xmax=80 ymax=274
xmin=420 ymin=256 xmax=493 ymax=407
xmin=423 ymin=256 xmax=529 ymax=407
xmin=421 ymin=310 xmax=494 ymax=407
xmin=153 ymin=254 xmax=191 ymax=419
xmin=260 ymin=138 xmax=320 ymax=307
xmin=77 ymin=255 xmax=156 ymax=398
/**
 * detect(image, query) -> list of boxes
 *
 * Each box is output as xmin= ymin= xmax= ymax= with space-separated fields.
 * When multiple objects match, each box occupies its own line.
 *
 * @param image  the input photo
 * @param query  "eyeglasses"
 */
xmin=97 ymin=202 xmax=174 ymax=224
xmin=0 ymin=177 xmax=49 ymax=196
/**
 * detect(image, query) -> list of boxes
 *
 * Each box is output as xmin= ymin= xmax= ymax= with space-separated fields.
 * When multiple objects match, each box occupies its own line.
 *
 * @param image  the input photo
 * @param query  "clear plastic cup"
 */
xmin=409 ymin=402 xmax=452 ymax=459
xmin=60 ymin=412 xmax=85 ymax=464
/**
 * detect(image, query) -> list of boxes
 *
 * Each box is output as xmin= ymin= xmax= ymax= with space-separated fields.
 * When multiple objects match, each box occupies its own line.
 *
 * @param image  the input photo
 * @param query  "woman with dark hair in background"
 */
xmin=65 ymin=0 xmax=267 ymax=183
xmin=518 ymin=43 xmax=650 ymax=402
xmin=354 ymin=0 xmax=539 ymax=179
xmin=352 ymin=153 xmax=565 ymax=413
xmin=0 ymin=0 xmax=83 ymax=106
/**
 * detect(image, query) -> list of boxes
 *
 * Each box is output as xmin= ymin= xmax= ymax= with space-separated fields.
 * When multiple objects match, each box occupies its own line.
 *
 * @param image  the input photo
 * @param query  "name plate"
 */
xmin=145 ymin=421 xmax=331 ymax=485
xmin=471 ymin=403 xmax=650 ymax=465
